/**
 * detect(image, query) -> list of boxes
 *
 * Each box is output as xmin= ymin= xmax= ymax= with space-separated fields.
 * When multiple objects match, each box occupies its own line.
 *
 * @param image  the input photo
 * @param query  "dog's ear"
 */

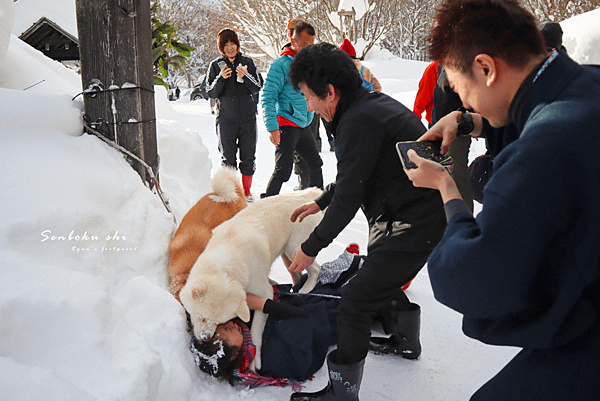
xmin=236 ymin=300 xmax=251 ymax=323
xmin=191 ymin=283 xmax=207 ymax=301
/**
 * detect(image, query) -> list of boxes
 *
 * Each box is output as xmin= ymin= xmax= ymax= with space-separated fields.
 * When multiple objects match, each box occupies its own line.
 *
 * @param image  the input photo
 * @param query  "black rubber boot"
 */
xmin=369 ymin=302 xmax=421 ymax=359
xmin=290 ymin=350 xmax=364 ymax=401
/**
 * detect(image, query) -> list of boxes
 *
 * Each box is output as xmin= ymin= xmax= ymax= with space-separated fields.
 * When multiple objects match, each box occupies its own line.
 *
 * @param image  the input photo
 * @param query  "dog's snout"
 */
xmin=198 ymin=327 xmax=215 ymax=341
xmin=191 ymin=317 xmax=216 ymax=342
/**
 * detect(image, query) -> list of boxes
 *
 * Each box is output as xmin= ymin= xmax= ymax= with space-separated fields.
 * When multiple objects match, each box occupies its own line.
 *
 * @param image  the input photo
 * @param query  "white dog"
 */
xmin=180 ymin=188 xmax=323 ymax=370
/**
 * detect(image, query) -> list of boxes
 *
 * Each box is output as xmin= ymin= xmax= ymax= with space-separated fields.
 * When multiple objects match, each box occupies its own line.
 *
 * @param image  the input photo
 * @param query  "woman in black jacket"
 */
xmin=206 ymin=29 xmax=262 ymax=201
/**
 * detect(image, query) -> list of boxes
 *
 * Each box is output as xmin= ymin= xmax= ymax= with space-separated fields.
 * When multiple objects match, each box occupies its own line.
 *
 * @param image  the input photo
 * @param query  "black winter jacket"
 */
xmin=206 ymin=53 xmax=261 ymax=124
xmin=302 ymin=87 xmax=446 ymax=256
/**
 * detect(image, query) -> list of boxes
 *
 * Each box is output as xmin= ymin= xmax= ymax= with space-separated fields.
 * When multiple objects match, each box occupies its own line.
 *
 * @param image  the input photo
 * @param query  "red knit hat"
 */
xmin=339 ymin=38 xmax=356 ymax=58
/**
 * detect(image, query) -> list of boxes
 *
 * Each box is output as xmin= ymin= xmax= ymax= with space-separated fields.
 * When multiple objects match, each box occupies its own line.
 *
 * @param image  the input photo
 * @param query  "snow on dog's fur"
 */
xmin=168 ymin=167 xmax=247 ymax=302
xmin=180 ymin=188 xmax=323 ymax=370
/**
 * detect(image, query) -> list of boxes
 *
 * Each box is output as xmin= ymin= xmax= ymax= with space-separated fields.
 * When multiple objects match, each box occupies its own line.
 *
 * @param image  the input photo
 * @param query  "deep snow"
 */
xmin=1 ymin=1 xmax=599 ymax=399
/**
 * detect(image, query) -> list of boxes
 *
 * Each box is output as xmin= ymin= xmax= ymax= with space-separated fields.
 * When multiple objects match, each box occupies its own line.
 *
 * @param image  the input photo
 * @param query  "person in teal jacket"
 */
xmin=260 ymin=20 xmax=323 ymax=197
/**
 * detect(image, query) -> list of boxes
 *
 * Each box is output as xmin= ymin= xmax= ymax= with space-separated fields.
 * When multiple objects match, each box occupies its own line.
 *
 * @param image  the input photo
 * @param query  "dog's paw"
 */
xmin=299 ymin=263 xmax=320 ymax=293
xmin=298 ymin=284 xmax=311 ymax=293
xmin=249 ymin=354 xmax=262 ymax=371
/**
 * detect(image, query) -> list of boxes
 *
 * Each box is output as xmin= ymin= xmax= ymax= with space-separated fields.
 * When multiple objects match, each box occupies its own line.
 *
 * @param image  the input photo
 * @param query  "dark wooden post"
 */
xmin=75 ymin=0 xmax=158 ymax=188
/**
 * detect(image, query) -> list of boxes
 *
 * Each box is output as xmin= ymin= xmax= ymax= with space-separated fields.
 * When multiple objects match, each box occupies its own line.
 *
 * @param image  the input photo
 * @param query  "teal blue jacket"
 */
xmin=261 ymin=46 xmax=314 ymax=132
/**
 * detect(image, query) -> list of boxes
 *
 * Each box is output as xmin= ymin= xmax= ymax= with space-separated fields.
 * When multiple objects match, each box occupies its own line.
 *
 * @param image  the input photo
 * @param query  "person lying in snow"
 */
xmin=188 ymin=246 xmax=363 ymax=388
xmin=188 ymin=245 xmax=423 ymax=388
xmin=190 ymin=244 xmax=417 ymax=389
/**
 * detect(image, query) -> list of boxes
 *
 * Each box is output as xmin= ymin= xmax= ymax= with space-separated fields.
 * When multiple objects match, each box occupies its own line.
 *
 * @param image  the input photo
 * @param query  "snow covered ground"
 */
xmin=1 ymin=1 xmax=599 ymax=399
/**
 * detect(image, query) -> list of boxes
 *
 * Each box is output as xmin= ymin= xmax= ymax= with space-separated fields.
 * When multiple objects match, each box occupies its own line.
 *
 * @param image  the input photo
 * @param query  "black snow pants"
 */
xmin=336 ymin=250 xmax=431 ymax=364
xmin=216 ymin=119 xmax=257 ymax=176
xmin=265 ymin=124 xmax=323 ymax=196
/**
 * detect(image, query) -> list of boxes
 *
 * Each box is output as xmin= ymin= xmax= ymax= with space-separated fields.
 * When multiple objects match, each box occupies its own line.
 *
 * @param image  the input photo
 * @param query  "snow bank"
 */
xmin=154 ymin=86 xmax=212 ymax=221
xmin=0 ymin=9 xmax=214 ymax=398
xmin=561 ymin=8 xmax=600 ymax=64
xmin=0 ymin=0 xmax=14 ymax=64
xmin=0 ymin=76 xmax=187 ymax=400
xmin=0 ymin=34 xmax=81 ymax=92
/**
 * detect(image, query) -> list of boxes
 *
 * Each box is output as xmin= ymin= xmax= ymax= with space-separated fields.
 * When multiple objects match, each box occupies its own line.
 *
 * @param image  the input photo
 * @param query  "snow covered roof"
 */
xmin=19 ymin=16 xmax=79 ymax=61
xmin=12 ymin=0 xmax=78 ymax=39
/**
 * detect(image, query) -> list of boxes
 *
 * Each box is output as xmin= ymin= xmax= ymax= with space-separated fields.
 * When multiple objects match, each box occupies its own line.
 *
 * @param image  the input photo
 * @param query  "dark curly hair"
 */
xmin=189 ymin=325 xmax=242 ymax=385
xmin=428 ymin=0 xmax=545 ymax=76
xmin=288 ymin=42 xmax=362 ymax=99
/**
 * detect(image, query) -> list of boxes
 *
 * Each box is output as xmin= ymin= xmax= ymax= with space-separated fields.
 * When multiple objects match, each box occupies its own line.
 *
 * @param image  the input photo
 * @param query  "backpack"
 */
xmin=360 ymin=66 xmax=374 ymax=91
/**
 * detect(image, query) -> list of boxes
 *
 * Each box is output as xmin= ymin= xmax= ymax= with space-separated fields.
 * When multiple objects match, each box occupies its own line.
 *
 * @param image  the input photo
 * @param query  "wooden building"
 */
xmin=19 ymin=17 xmax=79 ymax=61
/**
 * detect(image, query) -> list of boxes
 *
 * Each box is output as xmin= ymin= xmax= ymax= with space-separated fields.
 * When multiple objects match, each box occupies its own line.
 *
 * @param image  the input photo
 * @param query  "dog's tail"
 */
xmin=209 ymin=166 xmax=245 ymax=203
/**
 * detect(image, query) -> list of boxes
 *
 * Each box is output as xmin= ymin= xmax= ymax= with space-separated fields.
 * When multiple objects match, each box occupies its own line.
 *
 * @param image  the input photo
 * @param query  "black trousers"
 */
xmin=336 ymin=250 xmax=431 ymax=364
xmin=295 ymin=116 xmax=322 ymax=189
xmin=216 ymin=119 xmax=257 ymax=176
xmin=265 ymin=124 xmax=323 ymax=196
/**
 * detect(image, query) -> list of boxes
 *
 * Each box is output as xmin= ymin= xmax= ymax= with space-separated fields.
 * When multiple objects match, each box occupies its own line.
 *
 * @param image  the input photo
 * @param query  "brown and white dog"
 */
xmin=179 ymin=188 xmax=324 ymax=370
xmin=168 ymin=167 xmax=247 ymax=302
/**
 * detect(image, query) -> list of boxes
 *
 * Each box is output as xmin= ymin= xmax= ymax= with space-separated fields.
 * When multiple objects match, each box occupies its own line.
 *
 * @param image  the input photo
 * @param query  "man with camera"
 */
xmin=405 ymin=0 xmax=600 ymax=399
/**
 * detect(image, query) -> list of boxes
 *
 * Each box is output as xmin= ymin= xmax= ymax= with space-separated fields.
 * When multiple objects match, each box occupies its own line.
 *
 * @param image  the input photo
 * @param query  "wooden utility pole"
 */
xmin=75 ymin=0 xmax=158 ymax=188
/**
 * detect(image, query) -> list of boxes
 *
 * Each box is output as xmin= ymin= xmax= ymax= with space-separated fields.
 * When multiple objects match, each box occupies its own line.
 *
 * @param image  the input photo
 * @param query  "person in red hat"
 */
xmin=339 ymin=38 xmax=382 ymax=92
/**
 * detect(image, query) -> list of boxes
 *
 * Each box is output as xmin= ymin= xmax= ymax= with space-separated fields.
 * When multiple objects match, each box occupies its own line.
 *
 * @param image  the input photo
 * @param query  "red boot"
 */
xmin=242 ymin=175 xmax=253 ymax=201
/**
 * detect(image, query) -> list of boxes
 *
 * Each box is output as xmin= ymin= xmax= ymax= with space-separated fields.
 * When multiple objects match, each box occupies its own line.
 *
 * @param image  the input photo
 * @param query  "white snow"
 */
xmin=338 ymin=0 xmax=369 ymax=20
xmin=11 ymin=0 xmax=78 ymax=39
xmin=560 ymin=8 xmax=600 ymax=64
xmin=1 ymin=2 xmax=599 ymax=399
xmin=0 ymin=0 xmax=13 ymax=65
xmin=330 ymin=0 xmax=371 ymax=35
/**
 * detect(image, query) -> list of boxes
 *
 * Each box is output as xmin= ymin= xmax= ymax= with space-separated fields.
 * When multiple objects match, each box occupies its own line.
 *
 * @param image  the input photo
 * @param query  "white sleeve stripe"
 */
xmin=246 ymin=71 xmax=262 ymax=88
